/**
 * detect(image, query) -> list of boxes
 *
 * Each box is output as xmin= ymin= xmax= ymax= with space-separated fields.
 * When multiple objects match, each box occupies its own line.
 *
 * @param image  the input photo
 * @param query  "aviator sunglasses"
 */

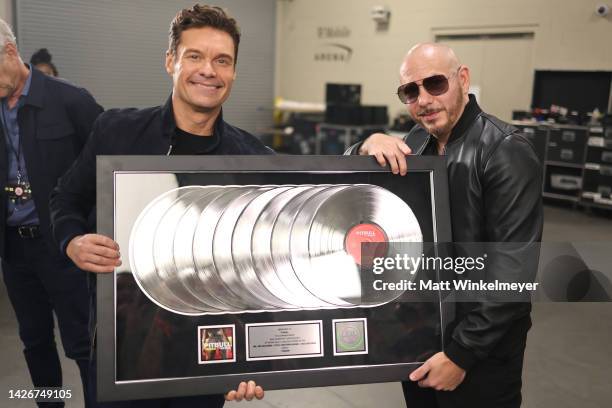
xmin=396 ymin=67 xmax=461 ymax=104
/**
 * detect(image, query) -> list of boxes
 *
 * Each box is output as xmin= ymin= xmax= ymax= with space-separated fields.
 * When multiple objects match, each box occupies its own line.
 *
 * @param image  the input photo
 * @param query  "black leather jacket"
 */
xmin=347 ymin=95 xmax=543 ymax=371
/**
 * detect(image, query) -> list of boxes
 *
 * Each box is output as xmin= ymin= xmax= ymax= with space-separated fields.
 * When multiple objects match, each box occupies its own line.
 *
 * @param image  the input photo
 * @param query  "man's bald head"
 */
xmin=400 ymin=43 xmax=461 ymax=78
xmin=396 ymin=42 xmax=470 ymax=142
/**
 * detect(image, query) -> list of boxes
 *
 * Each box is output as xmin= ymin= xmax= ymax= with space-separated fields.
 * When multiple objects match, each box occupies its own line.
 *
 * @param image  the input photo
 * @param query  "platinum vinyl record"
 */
xmin=291 ymin=184 xmax=423 ymax=306
xmin=153 ymin=187 xmax=213 ymax=312
xmin=231 ymin=186 xmax=295 ymax=309
xmin=171 ymin=186 xmax=230 ymax=312
xmin=129 ymin=183 xmax=422 ymax=315
xmin=251 ymin=185 xmax=325 ymax=308
xmin=192 ymin=187 xmax=259 ymax=311
xmin=129 ymin=186 xmax=205 ymax=315
xmin=212 ymin=187 xmax=275 ymax=309
xmin=271 ymin=185 xmax=349 ymax=307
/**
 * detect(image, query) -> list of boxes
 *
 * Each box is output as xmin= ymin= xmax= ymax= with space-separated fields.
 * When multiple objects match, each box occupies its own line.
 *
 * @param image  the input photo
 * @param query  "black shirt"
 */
xmin=170 ymin=128 xmax=220 ymax=155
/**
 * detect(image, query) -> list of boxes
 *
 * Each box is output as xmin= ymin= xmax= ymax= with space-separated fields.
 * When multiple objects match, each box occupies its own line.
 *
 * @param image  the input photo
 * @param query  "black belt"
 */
xmin=8 ymin=225 xmax=41 ymax=239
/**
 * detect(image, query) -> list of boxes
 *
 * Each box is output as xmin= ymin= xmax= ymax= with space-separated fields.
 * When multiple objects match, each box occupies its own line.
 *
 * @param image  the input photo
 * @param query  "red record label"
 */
xmin=344 ymin=223 xmax=388 ymax=265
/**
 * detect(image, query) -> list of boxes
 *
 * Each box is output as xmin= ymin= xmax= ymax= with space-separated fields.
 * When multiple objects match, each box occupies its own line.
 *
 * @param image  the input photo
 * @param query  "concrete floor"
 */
xmin=1 ymin=204 xmax=611 ymax=407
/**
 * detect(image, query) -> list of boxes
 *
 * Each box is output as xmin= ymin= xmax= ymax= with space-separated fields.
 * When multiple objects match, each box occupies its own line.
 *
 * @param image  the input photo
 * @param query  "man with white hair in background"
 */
xmin=346 ymin=43 xmax=543 ymax=407
xmin=0 ymin=18 xmax=103 ymax=407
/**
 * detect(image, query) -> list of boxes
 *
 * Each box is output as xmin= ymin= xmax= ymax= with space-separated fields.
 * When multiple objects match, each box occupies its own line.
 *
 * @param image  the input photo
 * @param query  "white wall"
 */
xmin=5 ymin=0 xmax=612 ymax=121
xmin=276 ymin=0 xmax=612 ymax=118
xmin=0 ymin=0 xmax=12 ymax=22
xmin=12 ymin=0 xmax=276 ymax=134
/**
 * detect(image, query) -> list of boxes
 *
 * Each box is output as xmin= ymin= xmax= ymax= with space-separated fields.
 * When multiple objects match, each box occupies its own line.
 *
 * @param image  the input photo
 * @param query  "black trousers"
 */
xmin=402 ymin=341 xmax=526 ymax=408
xmin=2 ymin=227 xmax=93 ymax=407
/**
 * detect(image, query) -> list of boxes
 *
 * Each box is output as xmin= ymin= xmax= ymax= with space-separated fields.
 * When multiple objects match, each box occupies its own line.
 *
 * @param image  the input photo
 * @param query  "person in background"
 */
xmin=30 ymin=48 xmax=58 ymax=77
xmin=0 ymin=19 xmax=103 ymax=407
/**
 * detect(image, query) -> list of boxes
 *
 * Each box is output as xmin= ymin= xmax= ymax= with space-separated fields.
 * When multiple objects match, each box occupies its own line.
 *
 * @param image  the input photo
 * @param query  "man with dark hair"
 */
xmin=0 ymin=18 xmax=102 ymax=408
xmin=168 ymin=4 xmax=241 ymax=63
xmin=346 ymin=43 xmax=542 ymax=408
xmin=29 ymin=48 xmax=58 ymax=77
xmin=50 ymin=4 xmax=268 ymax=406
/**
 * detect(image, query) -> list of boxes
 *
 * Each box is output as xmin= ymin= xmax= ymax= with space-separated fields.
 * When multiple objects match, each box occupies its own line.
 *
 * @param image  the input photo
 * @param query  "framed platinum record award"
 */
xmin=96 ymin=155 xmax=452 ymax=401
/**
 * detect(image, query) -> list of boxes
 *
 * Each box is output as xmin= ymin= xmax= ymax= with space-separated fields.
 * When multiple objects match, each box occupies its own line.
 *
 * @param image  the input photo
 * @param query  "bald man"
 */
xmin=346 ymin=43 xmax=543 ymax=407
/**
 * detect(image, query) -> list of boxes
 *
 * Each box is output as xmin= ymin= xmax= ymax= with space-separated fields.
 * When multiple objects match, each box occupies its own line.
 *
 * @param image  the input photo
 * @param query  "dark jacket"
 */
xmin=49 ymin=95 xmax=273 ymax=254
xmin=0 ymin=68 xmax=103 ymax=257
xmin=346 ymin=95 xmax=543 ymax=371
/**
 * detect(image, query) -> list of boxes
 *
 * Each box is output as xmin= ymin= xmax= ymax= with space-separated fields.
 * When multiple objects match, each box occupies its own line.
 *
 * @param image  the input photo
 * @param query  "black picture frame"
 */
xmin=96 ymin=155 xmax=452 ymax=401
